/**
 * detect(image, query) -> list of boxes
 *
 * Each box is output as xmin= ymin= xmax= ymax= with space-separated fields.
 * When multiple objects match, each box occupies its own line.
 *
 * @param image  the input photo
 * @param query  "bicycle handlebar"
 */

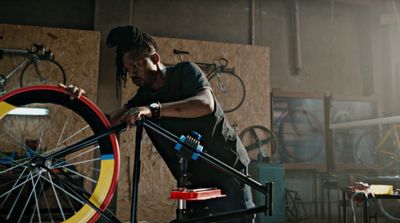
xmin=173 ymin=49 xmax=190 ymax=55
xmin=172 ymin=49 xmax=230 ymax=69
xmin=0 ymin=43 xmax=53 ymax=60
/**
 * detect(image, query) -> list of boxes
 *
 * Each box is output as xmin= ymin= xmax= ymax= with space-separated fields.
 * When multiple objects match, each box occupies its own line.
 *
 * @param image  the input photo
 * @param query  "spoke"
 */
xmin=0 ymin=134 xmax=32 ymax=159
xmin=0 ymin=170 xmax=41 ymax=200
xmin=67 ymin=145 xmax=99 ymax=162
xmin=47 ymin=171 xmax=66 ymax=221
xmin=55 ymin=115 xmax=70 ymax=149
xmin=17 ymin=172 xmax=41 ymax=223
xmin=0 ymin=160 xmax=29 ymax=174
xmin=40 ymin=174 xmax=84 ymax=205
xmin=60 ymin=183 xmax=77 ymax=215
xmin=30 ymin=172 xmax=42 ymax=223
xmin=39 ymin=176 xmax=55 ymax=223
xmin=60 ymin=124 xmax=90 ymax=145
xmin=58 ymin=165 xmax=98 ymax=184
xmin=51 ymin=145 xmax=99 ymax=168
xmin=0 ymin=167 xmax=27 ymax=208
xmin=43 ymin=125 xmax=91 ymax=157
xmin=37 ymin=116 xmax=50 ymax=154
xmin=53 ymin=157 xmax=100 ymax=169
xmin=5 ymin=173 xmax=30 ymax=220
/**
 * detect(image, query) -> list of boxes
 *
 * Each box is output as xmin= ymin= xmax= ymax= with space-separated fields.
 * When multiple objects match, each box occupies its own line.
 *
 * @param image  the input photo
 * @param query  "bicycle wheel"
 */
xmin=378 ymin=199 xmax=400 ymax=221
xmin=332 ymin=110 xmax=354 ymax=163
xmin=278 ymin=109 xmax=323 ymax=162
xmin=354 ymin=131 xmax=395 ymax=169
xmin=239 ymin=125 xmax=277 ymax=161
xmin=0 ymin=86 xmax=119 ymax=223
xmin=19 ymin=59 xmax=67 ymax=87
xmin=208 ymin=71 xmax=245 ymax=113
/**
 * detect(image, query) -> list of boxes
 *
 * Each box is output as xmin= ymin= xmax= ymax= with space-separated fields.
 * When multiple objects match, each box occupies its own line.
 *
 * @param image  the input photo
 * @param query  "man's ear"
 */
xmin=150 ymin=53 xmax=160 ymax=64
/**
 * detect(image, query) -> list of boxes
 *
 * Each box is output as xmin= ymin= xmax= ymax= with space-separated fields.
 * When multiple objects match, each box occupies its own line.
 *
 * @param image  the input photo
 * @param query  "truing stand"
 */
xmin=170 ymin=131 xmax=226 ymax=220
xmin=132 ymin=119 xmax=274 ymax=223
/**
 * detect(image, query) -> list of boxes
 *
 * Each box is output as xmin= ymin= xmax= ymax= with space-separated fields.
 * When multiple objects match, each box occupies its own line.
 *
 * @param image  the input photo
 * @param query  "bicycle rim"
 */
xmin=278 ymin=109 xmax=323 ymax=162
xmin=239 ymin=125 xmax=277 ymax=161
xmin=378 ymin=199 xmax=400 ymax=221
xmin=20 ymin=60 xmax=67 ymax=87
xmin=0 ymin=86 xmax=119 ymax=223
xmin=354 ymin=131 xmax=394 ymax=170
xmin=208 ymin=71 xmax=245 ymax=113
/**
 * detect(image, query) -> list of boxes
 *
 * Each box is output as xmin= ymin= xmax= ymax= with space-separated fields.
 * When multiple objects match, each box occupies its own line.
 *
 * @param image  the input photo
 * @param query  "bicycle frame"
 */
xmin=38 ymin=119 xmax=273 ymax=223
xmin=374 ymin=124 xmax=400 ymax=157
xmin=0 ymin=45 xmax=53 ymax=91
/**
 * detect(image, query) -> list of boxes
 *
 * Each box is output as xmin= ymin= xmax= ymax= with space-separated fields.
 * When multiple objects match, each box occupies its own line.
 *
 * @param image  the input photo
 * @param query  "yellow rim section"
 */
xmin=64 ymin=159 xmax=115 ymax=223
xmin=0 ymin=101 xmax=16 ymax=118
xmin=0 ymin=101 xmax=115 ymax=223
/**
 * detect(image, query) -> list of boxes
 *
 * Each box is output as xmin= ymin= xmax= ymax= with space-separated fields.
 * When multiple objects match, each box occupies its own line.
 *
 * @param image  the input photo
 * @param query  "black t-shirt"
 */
xmin=124 ymin=62 xmax=250 ymax=186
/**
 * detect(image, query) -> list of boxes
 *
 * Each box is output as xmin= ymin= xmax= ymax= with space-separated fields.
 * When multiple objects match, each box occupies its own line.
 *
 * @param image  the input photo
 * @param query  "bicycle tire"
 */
xmin=0 ymin=86 xmax=119 ymax=223
xmin=208 ymin=70 xmax=245 ymax=113
xmin=239 ymin=125 xmax=277 ymax=161
xmin=277 ymin=109 xmax=323 ymax=162
xmin=332 ymin=110 xmax=354 ymax=163
xmin=19 ymin=59 xmax=67 ymax=87
xmin=354 ymin=131 xmax=395 ymax=170
xmin=378 ymin=199 xmax=400 ymax=221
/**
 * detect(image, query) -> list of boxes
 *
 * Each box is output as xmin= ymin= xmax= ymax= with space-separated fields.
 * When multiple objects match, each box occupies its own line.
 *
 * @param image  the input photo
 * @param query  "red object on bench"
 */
xmin=169 ymin=188 xmax=226 ymax=201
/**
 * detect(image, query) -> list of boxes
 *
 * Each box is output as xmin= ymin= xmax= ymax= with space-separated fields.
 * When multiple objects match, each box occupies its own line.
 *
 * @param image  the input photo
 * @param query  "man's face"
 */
xmin=122 ymin=50 xmax=156 ymax=87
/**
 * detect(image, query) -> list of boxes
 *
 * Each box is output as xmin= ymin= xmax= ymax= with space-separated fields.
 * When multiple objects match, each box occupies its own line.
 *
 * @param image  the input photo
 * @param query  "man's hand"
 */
xmin=59 ymin=83 xmax=86 ymax=100
xmin=120 ymin=106 xmax=152 ymax=127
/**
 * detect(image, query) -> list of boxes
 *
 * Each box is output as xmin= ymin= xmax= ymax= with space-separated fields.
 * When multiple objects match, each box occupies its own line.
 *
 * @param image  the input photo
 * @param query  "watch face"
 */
xmin=150 ymin=103 xmax=158 ymax=109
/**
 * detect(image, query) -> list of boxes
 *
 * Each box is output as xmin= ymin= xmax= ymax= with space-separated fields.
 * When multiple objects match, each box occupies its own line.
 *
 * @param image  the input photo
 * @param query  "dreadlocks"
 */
xmin=106 ymin=25 xmax=159 ymax=97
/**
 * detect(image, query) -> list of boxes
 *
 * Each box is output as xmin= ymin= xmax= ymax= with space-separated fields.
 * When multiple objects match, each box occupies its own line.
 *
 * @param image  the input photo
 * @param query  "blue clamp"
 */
xmin=174 ymin=131 xmax=203 ymax=160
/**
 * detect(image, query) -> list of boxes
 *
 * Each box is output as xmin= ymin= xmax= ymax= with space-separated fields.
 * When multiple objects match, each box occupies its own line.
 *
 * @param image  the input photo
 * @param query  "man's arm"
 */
xmin=161 ymin=88 xmax=215 ymax=118
xmin=109 ymin=108 xmax=127 ymax=126
xmin=119 ymin=88 xmax=215 ymax=126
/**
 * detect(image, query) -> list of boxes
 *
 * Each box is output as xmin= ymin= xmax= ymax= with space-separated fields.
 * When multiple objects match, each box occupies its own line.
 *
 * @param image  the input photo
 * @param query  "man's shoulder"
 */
xmin=170 ymin=61 xmax=196 ymax=70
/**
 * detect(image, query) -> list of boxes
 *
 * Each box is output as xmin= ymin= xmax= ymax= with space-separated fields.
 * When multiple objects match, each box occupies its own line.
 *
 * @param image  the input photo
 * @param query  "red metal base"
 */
xmin=169 ymin=188 xmax=226 ymax=201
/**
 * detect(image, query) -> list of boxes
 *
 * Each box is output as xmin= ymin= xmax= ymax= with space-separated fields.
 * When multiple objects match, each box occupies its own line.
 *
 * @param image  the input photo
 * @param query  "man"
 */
xmin=65 ymin=25 xmax=254 ymax=222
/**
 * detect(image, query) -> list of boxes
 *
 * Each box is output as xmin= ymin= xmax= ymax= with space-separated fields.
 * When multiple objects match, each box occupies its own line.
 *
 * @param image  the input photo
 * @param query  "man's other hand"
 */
xmin=59 ymin=83 xmax=86 ymax=100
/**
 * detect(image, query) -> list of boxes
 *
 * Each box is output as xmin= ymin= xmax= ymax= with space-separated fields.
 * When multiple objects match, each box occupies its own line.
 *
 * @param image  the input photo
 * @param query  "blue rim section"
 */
xmin=101 ymin=154 xmax=114 ymax=160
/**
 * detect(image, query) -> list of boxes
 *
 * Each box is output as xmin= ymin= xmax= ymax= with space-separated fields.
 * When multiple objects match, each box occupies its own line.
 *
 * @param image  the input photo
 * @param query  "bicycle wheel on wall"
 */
xmin=378 ymin=198 xmax=400 ymax=221
xmin=278 ymin=109 xmax=324 ymax=162
xmin=0 ymin=86 xmax=119 ymax=223
xmin=239 ymin=125 xmax=277 ymax=161
xmin=354 ymin=131 xmax=395 ymax=170
xmin=208 ymin=71 xmax=245 ymax=113
xmin=20 ymin=60 xmax=67 ymax=87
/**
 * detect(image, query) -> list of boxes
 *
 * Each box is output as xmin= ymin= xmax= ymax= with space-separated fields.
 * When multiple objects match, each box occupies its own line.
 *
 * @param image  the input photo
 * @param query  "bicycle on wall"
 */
xmin=354 ymin=122 xmax=400 ymax=170
xmin=0 ymin=43 xmax=67 ymax=95
xmin=0 ymin=86 xmax=272 ymax=223
xmin=272 ymin=97 xmax=324 ymax=162
xmin=172 ymin=49 xmax=246 ymax=113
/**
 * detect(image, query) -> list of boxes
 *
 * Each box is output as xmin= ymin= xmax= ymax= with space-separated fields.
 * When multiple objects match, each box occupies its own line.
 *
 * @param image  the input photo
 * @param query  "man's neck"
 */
xmin=151 ymin=63 xmax=166 ymax=91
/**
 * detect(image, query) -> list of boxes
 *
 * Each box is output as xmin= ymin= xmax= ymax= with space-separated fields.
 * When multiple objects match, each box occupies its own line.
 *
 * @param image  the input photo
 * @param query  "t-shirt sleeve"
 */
xmin=181 ymin=62 xmax=211 ymax=98
xmin=123 ymin=88 xmax=149 ymax=109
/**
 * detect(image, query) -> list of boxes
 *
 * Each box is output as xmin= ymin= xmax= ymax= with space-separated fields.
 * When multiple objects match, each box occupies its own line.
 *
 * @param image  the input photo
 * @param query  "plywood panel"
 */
xmin=118 ymin=37 xmax=270 ymax=222
xmin=0 ymin=24 xmax=100 ymax=101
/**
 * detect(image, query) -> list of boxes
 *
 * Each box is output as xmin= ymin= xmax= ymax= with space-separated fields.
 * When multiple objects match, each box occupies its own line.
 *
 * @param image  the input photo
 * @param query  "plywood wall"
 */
xmin=118 ymin=37 xmax=270 ymax=222
xmin=0 ymin=24 xmax=100 ymax=101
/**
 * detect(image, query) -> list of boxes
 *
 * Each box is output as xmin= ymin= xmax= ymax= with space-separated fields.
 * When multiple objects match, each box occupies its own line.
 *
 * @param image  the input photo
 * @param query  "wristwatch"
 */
xmin=149 ymin=102 xmax=161 ymax=118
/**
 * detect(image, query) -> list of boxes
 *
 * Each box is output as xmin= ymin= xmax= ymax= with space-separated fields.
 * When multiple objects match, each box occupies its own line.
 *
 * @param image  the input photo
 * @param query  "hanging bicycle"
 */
xmin=172 ymin=49 xmax=246 ymax=113
xmin=0 ymin=43 xmax=67 ymax=95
